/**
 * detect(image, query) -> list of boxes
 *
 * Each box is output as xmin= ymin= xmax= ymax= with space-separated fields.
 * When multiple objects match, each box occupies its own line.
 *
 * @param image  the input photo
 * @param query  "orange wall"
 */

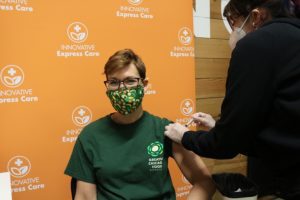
xmin=0 ymin=0 xmax=196 ymax=199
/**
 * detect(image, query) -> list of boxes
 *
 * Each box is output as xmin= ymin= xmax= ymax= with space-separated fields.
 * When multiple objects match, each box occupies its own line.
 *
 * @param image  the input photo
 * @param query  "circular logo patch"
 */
xmin=147 ymin=141 xmax=163 ymax=157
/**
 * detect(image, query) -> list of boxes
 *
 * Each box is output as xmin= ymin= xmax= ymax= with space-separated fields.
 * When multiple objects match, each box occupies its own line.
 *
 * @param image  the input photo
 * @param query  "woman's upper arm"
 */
xmin=75 ymin=180 xmax=97 ymax=200
xmin=172 ymin=142 xmax=211 ymax=184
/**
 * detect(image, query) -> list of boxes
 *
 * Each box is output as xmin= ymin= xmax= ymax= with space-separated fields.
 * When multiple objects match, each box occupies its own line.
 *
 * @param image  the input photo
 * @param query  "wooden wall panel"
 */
xmin=195 ymin=38 xmax=231 ymax=59
xmin=213 ymin=155 xmax=247 ymax=174
xmin=203 ymin=155 xmax=247 ymax=175
xmin=196 ymin=98 xmax=223 ymax=118
xmin=211 ymin=0 xmax=223 ymax=19
xmin=200 ymin=156 xmax=248 ymax=179
xmin=195 ymin=58 xmax=229 ymax=78
xmin=211 ymin=18 xmax=229 ymax=39
xmin=196 ymin=79 xmax=226 ymax=98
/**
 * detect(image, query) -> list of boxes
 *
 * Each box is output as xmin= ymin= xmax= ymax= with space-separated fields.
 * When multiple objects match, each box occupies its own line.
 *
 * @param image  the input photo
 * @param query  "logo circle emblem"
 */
xmin=127 ymin=0 xmax=143 ymax=6
xmin=147 ymin=141 xmax=164 ymax=157
xmin=178 ymin=27 xmax=193 ymax=45
xmin=72 ymin=106 xmax=92 ymax=127
xmin=0 ymin=65 xmax=25 ymax=88
xmin=180 ymin=99 xmax=194 ymax=116
xmin=67 ymin=22 xmax=88 ymax=43
xmin=7 ymin=156 xmax=31 ymax=178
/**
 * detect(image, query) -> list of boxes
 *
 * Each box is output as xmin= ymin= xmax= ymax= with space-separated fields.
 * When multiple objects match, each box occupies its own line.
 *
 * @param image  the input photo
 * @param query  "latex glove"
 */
xmin=164 ymin=123 xmax=189 ymax=144
xmin=191 ymin=112 xmax=216 ymax=130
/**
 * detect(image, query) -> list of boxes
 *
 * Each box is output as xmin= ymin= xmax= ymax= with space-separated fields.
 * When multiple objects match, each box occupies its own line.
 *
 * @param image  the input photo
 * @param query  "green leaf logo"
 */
xmin=147 ymin=141 xmax=163 ymax=157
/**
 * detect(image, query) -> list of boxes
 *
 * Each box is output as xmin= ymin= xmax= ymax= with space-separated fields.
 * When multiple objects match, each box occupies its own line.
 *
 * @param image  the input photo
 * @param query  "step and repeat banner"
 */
xmin=0 ymin=0 xmax=196 ymax=199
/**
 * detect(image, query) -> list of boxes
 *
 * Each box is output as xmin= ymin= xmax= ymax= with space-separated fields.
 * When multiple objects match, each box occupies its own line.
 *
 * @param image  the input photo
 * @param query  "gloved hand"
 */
xmin=164 ymin=123 xmax=189 ymax=144
xmin=191 ymin=112 xmax=215 ymax=130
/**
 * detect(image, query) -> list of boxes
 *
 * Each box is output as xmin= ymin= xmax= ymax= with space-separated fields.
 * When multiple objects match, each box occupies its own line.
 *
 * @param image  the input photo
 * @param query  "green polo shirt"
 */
xmin=65 ymin=111 xmax=176 ymax=200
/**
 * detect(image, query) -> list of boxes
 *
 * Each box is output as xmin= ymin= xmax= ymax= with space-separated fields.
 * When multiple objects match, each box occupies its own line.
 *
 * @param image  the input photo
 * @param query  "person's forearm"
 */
xmin=182 ymin=130 xmax=237 ymax=159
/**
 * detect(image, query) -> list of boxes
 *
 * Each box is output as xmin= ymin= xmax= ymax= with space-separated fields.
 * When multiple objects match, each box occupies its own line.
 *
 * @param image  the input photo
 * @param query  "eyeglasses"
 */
xmin=104 ymin=77 xmax=142 ymax=90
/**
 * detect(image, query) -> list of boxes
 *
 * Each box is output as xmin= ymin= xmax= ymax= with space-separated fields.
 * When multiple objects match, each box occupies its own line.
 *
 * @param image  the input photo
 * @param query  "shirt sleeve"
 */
xmin=64 ymin=137 xmax=97 ymax=184
xmin=182 ymin=30 xmax=276 ymax=158
xmin=162 ymin=118 xmax=173 ymax=158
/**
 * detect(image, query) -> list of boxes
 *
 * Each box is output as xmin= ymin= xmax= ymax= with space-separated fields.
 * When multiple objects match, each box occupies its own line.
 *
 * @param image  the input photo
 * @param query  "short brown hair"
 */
xmin=104 ymin=49 xmax=146 ymax=79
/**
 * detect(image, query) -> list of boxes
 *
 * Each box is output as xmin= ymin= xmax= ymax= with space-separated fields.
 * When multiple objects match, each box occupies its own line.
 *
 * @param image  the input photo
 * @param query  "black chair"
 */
xmin=71 ymin=178 xmax=77 ymax=200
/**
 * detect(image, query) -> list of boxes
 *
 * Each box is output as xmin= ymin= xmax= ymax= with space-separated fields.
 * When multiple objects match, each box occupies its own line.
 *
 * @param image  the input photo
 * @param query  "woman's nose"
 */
xmin=119 ymin=81 xmax=126 ymax=89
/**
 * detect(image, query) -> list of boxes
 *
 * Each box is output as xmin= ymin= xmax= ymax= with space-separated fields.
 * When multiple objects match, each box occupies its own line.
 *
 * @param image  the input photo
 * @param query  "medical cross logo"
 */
xmin=178 ymin=27 xmax=193 ymax=46
xmin=0 ymin=65 xmax=25 ymax=88
xmin=72 ymin=106 xmax=92 ymax=127
xmin=7 ymin=156 xmax=31 ymax=178
xmin=67 ymin=22 xmax=89 ymax=43
xmin=180 ymin=99 xmax=194 ymax=116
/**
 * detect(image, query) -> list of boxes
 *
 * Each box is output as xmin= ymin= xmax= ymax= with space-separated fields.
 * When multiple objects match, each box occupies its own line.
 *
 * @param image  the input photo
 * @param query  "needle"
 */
xmin=185 ymin=118 xmax=194 ymax=127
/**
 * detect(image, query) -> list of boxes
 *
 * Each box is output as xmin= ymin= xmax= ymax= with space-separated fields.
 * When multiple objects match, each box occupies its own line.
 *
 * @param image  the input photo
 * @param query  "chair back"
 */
xmin=71 ymin=178 xmax=77 ymax=200
xmin=0 ymin=172 xmax=12 ymax=200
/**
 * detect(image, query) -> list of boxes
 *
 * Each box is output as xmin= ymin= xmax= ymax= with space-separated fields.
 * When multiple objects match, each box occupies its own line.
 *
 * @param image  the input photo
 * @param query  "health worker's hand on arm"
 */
xmin=164 ymin=123 xmax=189 ymax=144
xmin=164 ymin=112 xmax=216 ymax=144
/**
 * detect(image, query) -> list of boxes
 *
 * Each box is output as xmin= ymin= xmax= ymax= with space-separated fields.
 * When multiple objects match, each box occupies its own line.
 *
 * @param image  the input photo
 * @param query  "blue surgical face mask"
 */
xmin=228 ymin=14 xmax=250 ymax=50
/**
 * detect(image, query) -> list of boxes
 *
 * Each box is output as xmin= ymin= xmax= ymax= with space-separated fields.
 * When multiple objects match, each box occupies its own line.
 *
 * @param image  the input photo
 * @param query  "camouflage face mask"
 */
xmin=106 ymin=85 xmax=144 ymax=115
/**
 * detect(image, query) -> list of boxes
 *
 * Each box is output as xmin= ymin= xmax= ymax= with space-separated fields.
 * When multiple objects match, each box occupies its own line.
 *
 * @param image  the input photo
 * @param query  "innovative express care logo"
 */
xmin=176 ymin=98 xmax=196 ymax=127
xmin=72 ymin=106 xmax=92 ymax=127
xmin=57 ymin=22 xmax=100 ymax=58
xmin=67 ymin=22 xmax=88 ymax=43
xmin=0 ymin=0 xmax=33 ymax=12
xmin=8 ymin=156 xmax=31 ymax=178
xmin=178 ymin=27 xmax=193 ymax=46
xmin=0 ymin=65 xmax=39 ymax=104
xmin=0 ymin=65 xmax=24 ymax=88
xmin=180 ymin=99 xmax=194 ymax=116
xmin=170 ymin=27 xmax=195 ymax=58
xmin=116 ymin=0 xmax=154 ymax=19
xmin=7 ymin=155 xmax=45 ymax=193
xmin=62 ymin=106 xmax=93 ymax=143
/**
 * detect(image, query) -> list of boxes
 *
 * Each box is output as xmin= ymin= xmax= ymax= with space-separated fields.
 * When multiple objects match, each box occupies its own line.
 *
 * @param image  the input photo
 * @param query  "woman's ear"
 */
xmin=142 ymin=78 xmax=149 ymax=88
xmin=250 ymin=8 xmax=270 ymax=29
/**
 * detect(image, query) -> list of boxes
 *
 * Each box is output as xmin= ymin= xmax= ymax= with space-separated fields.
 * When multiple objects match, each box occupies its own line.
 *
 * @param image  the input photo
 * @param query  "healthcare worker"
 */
xmin=165 ymin=0 xmax=300 ymax=198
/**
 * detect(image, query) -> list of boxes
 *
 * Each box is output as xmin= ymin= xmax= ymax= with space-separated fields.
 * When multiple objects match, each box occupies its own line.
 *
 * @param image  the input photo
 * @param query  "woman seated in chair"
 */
xmin=65 ymin=49 xmax=215 ymax=200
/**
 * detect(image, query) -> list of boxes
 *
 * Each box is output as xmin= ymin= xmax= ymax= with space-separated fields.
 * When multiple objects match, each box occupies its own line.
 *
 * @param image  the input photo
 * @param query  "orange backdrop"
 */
xmin=0 ymin=0 xmax=196 ymax=199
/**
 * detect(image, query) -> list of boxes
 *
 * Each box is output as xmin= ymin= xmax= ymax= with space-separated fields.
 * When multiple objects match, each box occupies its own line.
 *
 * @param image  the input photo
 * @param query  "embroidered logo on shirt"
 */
xmin=147 ymin=141 xmax=163 ymax=157
xmin=147 ymin=141 xmax=164 ymax=171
